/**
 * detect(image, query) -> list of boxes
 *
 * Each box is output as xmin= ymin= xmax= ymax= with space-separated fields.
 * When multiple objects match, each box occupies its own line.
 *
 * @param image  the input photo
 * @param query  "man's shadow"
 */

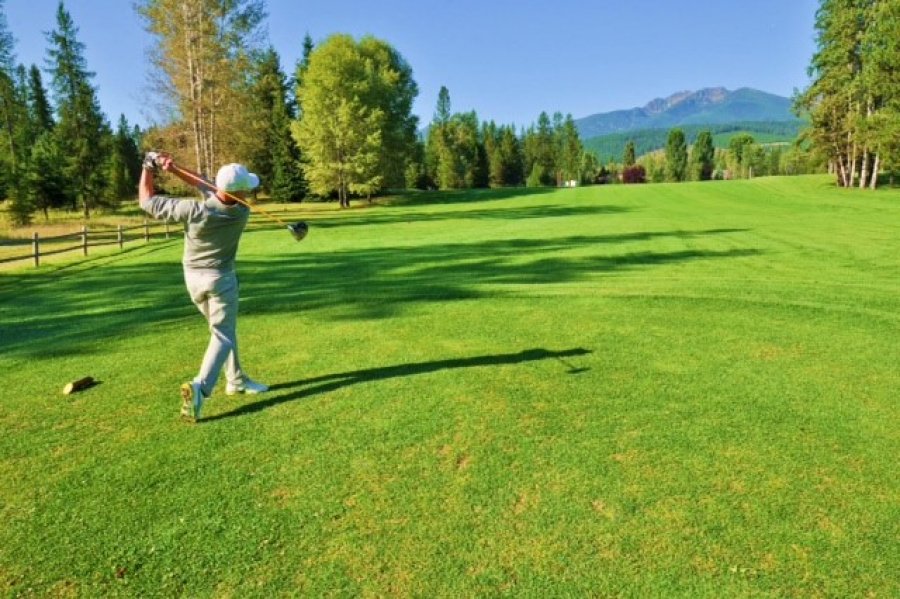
xmin=204 ymin=347 xmax=592 ymax=422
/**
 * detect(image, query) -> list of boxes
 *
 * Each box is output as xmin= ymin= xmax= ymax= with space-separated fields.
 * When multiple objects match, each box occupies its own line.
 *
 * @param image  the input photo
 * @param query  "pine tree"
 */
xmin=46 ymin=2 xmax=110 ymax=218
xmin=665 ymin=128 xmax=688 ymax=182
xmin=483 ymin=121 xmax=503 ymax=186
xmin=558 ymin=114 xmax=583 ymax=184
xmin=254 ymin=49 xmax=306 ymax=202
xmin=581 ymin=151 xmax=600 ymax=184
xmin=434 ymin=86 xmax=451 ymax=126
xmin=692 ymin=130 xmax=715 ymax=180
xmin=623 ymin=140 xmax=636 ymax=167
xmin=526 ymin=163 xmax=544 ymax=187
xmin=535 ymin=112 xmax=556 ymax=185
xmin=0 ymin=0 xmax=22 ymax=185
xmin=246 ymin=49 xmax=285 ymax=192
xmin=27 ymin=65 xmax=53 ymax=133
xmin=293 ymin=33 xmax=314 ymax=115
xmin=103 ymin=115 xmax=141 ymax=207
xmin=403 ymin=139 xmax=430 ymax=190
xmin=426 ymin=86 xmax=458 ymax=189
xmin=0 ymin=2 xmax=39 ymax=224
xmin=499 ymin=125 xmax=523 ymax=186
xmin=26 ymin=130 xmax=68 ymax=219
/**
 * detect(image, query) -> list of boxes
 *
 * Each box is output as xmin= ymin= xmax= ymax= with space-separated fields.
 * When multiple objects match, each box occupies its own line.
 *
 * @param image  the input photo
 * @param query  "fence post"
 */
xmin=144 ymin=219 xmax=150 ymax=242
xmin=165 ymin=220 xmax=170 ymax=239
xmin=118 ymin=224 xmax=123 ymax=249
xmin=32 ymin=232 xmax=39 ymax=267
xmin=82 ymin=225 xmax=88 ymax=256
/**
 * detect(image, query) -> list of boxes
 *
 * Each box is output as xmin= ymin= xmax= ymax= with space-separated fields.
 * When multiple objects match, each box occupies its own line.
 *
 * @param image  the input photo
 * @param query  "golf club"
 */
xmin=155 ymin=156 xmax=308 ymax=241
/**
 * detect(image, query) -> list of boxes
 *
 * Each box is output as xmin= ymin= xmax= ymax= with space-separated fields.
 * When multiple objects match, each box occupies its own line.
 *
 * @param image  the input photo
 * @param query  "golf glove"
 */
xmin=142 ymin=151 xmax=161 ymax=173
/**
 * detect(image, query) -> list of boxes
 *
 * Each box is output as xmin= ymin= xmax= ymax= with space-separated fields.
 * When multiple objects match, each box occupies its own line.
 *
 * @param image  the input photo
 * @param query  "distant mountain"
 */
xmin=575 ymin=87 xmax=800 ymax=139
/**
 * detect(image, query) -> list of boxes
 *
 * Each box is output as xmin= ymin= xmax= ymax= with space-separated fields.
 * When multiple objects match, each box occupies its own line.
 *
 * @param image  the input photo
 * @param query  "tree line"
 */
xmin=4 ymin=0 xmax=892 ymax=227
xmin=614 ymin=129 xmax=820 ymax=184
xmin=583 ymin=121 xmax=807 ymax=163
xmin=1 ymin=0 xmax=597 ymax=219
xmin=413 ymin=86 xmax=591 ymax=191
xmin=0 ymin=1 xmax=143 ymax=225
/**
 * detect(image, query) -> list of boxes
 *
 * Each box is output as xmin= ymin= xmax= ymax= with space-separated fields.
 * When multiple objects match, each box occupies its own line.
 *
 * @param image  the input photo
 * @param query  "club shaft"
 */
xmin=171 ymin=165 xmax=290 ymax=228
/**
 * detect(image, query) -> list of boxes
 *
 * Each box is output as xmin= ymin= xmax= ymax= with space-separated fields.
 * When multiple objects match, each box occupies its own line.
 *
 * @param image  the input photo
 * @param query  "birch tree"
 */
xmin=137 ymin=0 xmax=265 ymax=176
xmin=859 ymin=0 xmax=900 ymax=186
xmin=795 ymin=0 xmax=899 ymax=189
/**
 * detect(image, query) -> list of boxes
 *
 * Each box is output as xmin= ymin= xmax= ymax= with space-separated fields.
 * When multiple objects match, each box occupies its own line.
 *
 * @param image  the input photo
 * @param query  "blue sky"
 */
xmin=4 ymin=0 xmax=818 ymax=129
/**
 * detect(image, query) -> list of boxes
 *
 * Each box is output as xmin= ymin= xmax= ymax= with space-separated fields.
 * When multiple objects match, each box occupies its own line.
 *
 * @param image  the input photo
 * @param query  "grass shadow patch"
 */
xmin=204 ymin=347 xmax=593 ymax=422
xmin=0 ymin=229 xmax=759 ymax=357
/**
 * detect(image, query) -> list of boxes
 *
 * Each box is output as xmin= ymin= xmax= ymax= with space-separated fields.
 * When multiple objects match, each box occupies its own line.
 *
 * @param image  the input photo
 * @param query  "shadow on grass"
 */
xmin=203 ymin=347 xmax=592 ymax=422
xmin=238 ymin=229 xmax=757 ymax=320
xmin=376 ymin=186 xmax=556 ymax=208
xmin=246 ymin=201 xmax=631 ymax=233
xmin=0 ymin=228 xmax=757 ymax=358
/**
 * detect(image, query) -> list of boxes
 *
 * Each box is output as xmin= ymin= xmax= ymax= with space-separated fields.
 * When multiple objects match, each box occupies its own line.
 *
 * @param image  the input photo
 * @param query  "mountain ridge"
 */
xmin=575 ymin=87 xmax=800 ymax=139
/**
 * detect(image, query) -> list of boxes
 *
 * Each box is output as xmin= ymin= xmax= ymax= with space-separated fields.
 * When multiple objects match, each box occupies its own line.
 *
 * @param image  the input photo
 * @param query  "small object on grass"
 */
xmin=63 ymin=376 xmax=96 ymax=395
xmin=288 ymin=221 xmax=309 ymax=241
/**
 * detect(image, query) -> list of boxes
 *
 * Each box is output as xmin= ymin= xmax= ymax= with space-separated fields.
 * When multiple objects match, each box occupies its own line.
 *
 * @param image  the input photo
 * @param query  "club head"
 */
xmin=288 ymin=221 xmax=308 ymax=241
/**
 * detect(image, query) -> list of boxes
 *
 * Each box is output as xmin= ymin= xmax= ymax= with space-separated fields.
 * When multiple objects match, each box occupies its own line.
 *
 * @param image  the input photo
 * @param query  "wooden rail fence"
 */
xmin=0 ymin=219 xmax=177 ymax=267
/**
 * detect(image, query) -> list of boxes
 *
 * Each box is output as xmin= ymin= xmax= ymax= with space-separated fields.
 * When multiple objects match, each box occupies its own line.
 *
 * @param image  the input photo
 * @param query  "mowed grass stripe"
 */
xmin=0 ymin=175 xmax=898 ymax=596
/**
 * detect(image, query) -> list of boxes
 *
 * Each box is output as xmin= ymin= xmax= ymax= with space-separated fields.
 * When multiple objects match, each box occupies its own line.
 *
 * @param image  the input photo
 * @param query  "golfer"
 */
xmin=139 ymin=152 xmax=268 ymax=422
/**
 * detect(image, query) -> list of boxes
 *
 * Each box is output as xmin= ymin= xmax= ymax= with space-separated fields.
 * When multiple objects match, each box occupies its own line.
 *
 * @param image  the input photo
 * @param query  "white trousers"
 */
xmin=184 ymin=269 xmax=246 ymax=396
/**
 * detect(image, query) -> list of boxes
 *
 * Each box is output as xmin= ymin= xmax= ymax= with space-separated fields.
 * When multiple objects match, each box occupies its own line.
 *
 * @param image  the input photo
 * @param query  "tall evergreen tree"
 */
xmin=692 ymin=130 xmax=715 ymax=180
xmin=499 ymin=125 xmax=523 ymax=186
xmin=623 ymin=140 xmax=636 ymax=167
xmin=558 ymin=114 xmax=583 ymax=183
xmin=581 ymin=151 xmax=601 ymax=184
xmin=0 ymin=2 xmax=33 ymax=223
xmin=0 ymin=0 xmax=11 ymax=70
xmin=0 ymin=0 xmax=24 ymax=178
xmin=426 ymin=86 xmax=460 ymax=190
xmin=293 ymin=33 xmax=314 ymax=114
xmin=248 ymin=48 xmax=305 ymax=201
xmin=403 ymin=138 xmax=430 ymax=190
xmin=103 ymin=114 xmax=141 ymax=207
xmin=483 ymin=121 xmax=503 ymax=187
xmin=534 ymin=112 xmax=556 ymax=185
xmin=665 ymin=128 xmax=688 ymax=182
xmin=27 ymin=64 xmax=54 ymax=133
xmin=26 ymin=130 xmax=68 ymax=219
xmin=46 ymin=1 xmax=110 ymax=218
xmin=448 ymin=111 xmax=483 ymax=188
xmin=434 ymin=85 xmax=451 ymax=126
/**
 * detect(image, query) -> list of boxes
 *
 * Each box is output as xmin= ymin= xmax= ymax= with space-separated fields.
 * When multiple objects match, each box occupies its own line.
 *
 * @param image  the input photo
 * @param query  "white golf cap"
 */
xmin=215 ymin=163 xmax=260 ymax=192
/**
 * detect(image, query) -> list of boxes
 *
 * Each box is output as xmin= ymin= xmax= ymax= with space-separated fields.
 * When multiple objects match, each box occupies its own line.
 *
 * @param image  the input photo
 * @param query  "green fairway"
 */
xmin=1 ymin=176 xmax=898 ymax=596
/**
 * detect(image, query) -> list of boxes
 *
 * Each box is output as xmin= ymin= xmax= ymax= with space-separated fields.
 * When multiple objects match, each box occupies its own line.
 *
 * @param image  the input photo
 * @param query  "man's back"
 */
xmin=141 ymin=188 xmax=250 ymax=272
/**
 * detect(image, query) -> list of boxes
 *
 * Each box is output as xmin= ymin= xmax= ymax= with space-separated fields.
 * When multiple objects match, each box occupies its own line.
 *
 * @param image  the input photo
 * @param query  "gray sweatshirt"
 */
xmin=141 ymin=188 xmax=250 ymax=272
